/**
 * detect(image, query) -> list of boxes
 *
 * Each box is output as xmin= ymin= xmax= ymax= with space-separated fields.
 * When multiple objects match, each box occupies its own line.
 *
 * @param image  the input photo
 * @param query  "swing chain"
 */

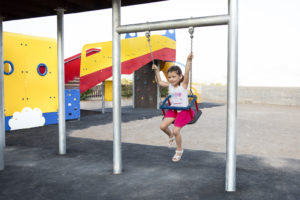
xmin=189 ymin=27 xmax=194 ymax=39
xmin=145 ymin=30 xmax=151 ymax=42
xmin=145 ymin=30 xmax=155 ymax=64
xmin=188 ymin=27 xmax=194 ymax=95
xmin=146 ymin=30 xmax=162 ymax=106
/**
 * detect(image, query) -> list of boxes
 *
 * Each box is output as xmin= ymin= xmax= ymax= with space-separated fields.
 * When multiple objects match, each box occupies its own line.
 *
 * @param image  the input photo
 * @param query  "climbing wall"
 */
xmin=134 ymin=62 xmax=157 ymax=108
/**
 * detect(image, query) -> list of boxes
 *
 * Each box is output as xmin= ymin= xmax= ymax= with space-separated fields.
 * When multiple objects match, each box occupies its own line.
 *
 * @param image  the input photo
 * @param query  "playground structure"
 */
xmin=3 ymin=32 xmax=80 ymax=131
xmin=0 ymin=0 xmax=239 ymax=192
xmin=2 ymin=30 xmax=178 ymax=130
xmin=65 ymin=30 xmax=179 ymax=109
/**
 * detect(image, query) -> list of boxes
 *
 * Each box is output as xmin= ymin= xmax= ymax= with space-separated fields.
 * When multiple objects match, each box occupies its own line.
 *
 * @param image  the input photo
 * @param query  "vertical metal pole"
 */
xmin=102 ymin=81 xmax=105 ymax=113
xmin=112 ymin=0 xmax=122 ymax=174
xmin=0 ymin=17 xmax=5 ymax=170
xmin=57 ymin=8 xmax=66 ymax=155
xmin=226 ymin=0 xmax=238 ymax=192
xmin=157 ymin=80 xmax=160 ymax=109
xmin=156 ymin=62 xmax=160 ymax=110
xmin=132 ymin=72 xmax=135 ymax=108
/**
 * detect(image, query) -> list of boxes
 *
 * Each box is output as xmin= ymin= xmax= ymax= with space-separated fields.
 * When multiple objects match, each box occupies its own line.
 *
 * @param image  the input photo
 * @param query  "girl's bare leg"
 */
xmin=173 ymin=126 xmax=183 ymax=150
xmin=172 ymin=126 xmax=184 ymax=161
xmin=160 ymin=117 xmax=175 ymax=138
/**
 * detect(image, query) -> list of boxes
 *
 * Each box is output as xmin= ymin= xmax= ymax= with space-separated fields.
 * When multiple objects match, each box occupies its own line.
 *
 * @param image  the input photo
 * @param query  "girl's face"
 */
xmin=168 ymin=71 xmax=182 ymax=87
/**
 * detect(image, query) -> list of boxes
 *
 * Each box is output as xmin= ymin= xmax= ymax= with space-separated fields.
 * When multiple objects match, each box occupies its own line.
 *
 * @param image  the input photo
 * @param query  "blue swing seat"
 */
xmin=160 ymin=95 xmax=202 ymax=124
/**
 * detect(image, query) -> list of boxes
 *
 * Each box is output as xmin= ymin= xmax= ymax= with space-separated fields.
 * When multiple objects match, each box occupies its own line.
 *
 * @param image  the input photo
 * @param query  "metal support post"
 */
xmin=132 ymin=72 xmax=135 ymax=108
xmin=0 ymin=17 xmax=5 ymax=170
xmin=102 ymin=82 xmax=105 ymax=113
xmin=226 ymin=0 xmax=239 ymax=192
xmin=112 ymin=0 xmax=122 ymax=174
xmin=57 ymin=8 xmax=66 ymax=155
xmin=156 ymin=61 xmax=161 ymax=110
xmin=157 ymin=80 xmax=160 ymax=110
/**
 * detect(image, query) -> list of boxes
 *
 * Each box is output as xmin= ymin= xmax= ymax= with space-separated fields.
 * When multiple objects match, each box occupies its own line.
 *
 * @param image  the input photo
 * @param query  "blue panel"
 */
xmin=5 ymin=116 xmax=12 ymax=131
xmin=65 ymin=89 xmax=80 ymax=120
xmin=163 ymin=30 xmax=176 ymax=41
xmin=125 ymin=32 xmax=138 ymax=39
xmin=44 ymin=112 xmax=58 ymax=125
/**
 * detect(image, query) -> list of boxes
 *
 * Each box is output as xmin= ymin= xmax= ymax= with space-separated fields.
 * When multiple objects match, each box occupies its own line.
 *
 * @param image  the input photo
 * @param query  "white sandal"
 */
xmin=168 ymin=135 xmax=175 ymax=148
xmin=172 ymin=149 xmax=184 ymax=162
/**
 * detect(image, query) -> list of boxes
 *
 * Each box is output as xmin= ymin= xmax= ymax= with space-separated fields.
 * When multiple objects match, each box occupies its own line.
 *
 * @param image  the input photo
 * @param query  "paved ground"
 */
xmin=1 ymin=102 xmax=300 ymax=200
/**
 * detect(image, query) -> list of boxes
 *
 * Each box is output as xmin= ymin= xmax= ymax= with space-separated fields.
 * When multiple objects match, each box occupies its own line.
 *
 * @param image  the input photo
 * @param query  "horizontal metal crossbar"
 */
xmin=117 ymin=14 xmax=229 ymax=33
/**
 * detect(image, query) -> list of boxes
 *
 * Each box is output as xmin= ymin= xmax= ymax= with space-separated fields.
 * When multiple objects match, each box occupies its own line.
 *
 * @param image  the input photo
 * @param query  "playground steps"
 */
xmin=65 ymin=77 xmax=80 ymax=89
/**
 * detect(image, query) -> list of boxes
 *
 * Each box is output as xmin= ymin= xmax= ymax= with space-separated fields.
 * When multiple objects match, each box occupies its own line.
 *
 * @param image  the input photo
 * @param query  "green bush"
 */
xmin=121 ymin=84 xmax=133 ymax=97
xmin=80 ymin=89 xmax=93 ymax=100
xmin=160 ymin=86 xmax=169 ymax=97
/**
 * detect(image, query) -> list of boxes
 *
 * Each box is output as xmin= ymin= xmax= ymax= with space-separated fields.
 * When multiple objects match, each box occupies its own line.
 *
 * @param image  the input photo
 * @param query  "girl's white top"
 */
xmin=169 ymin=84 xmax=189 ymax=107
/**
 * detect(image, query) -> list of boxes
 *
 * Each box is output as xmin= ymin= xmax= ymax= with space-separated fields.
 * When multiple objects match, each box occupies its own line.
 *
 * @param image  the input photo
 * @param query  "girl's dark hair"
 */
xmin=167 ymin=65 xmax=184 ymax=84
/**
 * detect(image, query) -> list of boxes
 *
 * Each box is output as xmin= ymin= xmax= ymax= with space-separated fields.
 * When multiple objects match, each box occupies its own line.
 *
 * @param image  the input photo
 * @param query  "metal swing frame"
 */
xmin=112 ymin=0 xmax=238 ymax=192
xmin=0 ymin=0 xmax=238 ymax=193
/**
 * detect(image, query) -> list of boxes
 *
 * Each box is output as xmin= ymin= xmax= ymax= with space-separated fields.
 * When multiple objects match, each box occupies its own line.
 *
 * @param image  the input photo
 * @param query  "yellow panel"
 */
xmin=80 ymin=35 xmax=176 ymax=77
xmin=189 ymin=87 xmax=202 ymax=103
xmin=104 ymin=80 xmax=113 ymax=101
xmin=3 ymin=32 xmax=58 ymax=116
xmin=4 ymin=32 xmax=28 ymax=116
xmin=80 ymin=41 xmax=112 ymax=77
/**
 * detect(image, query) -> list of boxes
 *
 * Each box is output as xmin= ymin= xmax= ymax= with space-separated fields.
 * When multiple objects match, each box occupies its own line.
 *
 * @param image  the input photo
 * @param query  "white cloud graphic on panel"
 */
xmin=8 ymin=107 xmax=46 ymax=130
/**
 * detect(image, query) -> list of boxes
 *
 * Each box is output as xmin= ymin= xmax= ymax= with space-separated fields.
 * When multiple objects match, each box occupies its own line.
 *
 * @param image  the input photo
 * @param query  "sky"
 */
xmin=3 ymin=0 xmax=300 ymax=87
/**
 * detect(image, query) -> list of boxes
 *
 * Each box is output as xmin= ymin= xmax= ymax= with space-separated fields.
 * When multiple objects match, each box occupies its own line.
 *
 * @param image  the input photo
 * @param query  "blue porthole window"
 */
xmin=37 ymin=63 xmax=48 ymax=76
xmin=4 ymin=60 xmax=14 ymax=75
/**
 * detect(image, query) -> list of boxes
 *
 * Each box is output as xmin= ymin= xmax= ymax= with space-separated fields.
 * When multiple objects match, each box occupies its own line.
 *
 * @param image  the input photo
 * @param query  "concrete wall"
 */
xmin=197 ymin=85 xmax=300 ymax=106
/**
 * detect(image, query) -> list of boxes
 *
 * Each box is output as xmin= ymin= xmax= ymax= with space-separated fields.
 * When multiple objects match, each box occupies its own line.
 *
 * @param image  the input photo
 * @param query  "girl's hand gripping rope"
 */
xmin=187 ymin=52 xmax=193 ymax=63
xmin=152 ymin=63 xmax=159 ymax=71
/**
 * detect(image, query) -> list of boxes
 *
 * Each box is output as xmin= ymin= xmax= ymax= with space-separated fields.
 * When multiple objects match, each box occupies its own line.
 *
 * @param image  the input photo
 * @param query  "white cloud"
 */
xmin=8 ymin=107 xmax=46 ymax=130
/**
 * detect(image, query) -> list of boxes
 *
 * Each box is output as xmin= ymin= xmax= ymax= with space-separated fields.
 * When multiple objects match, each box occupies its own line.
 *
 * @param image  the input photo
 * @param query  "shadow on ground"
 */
xmin=1 ymin=138 xmax=300 ymax=200
xmin=2 ymin=111 xmax=300 ymax=200
xmin=80 ymin=102 xmax=224 ymax=126
xmin=0 ymin=103 xmax=300 ymax=200
xmin=5 ymin=102 xmax=223 ymax=148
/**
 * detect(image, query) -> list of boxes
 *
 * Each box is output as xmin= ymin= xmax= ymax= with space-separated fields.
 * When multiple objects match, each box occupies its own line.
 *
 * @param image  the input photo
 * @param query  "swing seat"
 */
xmin=160 ymin=95 xmax=202 ymax=124
xmin=188 ymin=109 xmax=202 ymax=124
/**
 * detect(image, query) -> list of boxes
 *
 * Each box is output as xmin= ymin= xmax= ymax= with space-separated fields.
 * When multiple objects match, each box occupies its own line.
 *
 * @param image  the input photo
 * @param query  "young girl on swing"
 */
xmin=152 ymin=53 xmax=195 ymax=162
